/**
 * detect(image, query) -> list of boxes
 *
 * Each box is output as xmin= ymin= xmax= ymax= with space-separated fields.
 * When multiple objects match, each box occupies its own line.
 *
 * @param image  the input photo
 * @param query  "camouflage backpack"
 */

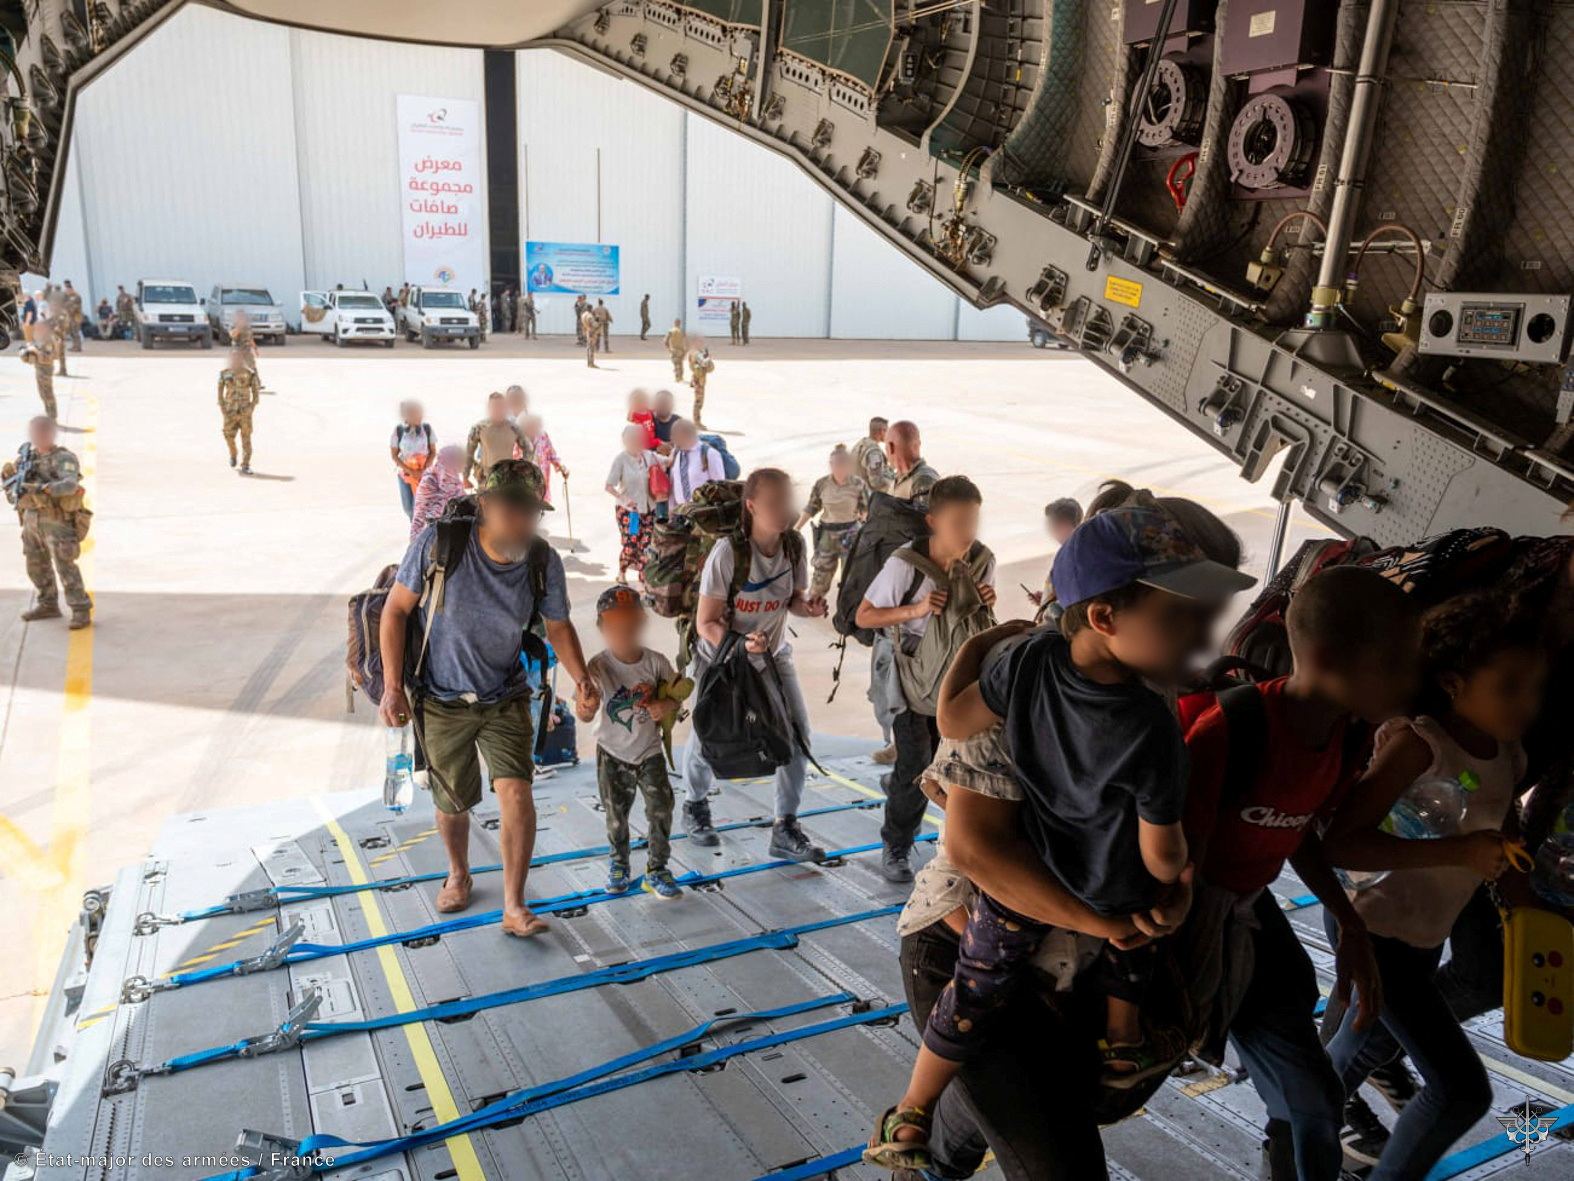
xmin=646 ymin=481 xmax=745 ymax=666
xmin=646 ymin=480 xmax=807 ymax=670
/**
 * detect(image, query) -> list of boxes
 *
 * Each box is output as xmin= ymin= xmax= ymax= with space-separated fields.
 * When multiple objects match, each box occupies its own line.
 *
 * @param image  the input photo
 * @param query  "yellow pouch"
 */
xmin=1502 ymin=903 xmax=1574 ymax=1061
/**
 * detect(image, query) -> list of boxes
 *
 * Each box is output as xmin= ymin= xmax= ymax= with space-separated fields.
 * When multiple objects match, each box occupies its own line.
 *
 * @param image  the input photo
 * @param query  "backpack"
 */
xmin=646 ymin=478 xmax=744 ymax=622
xmin=535 ymin=702 xmax=579 ymax=767
xmin=698 ymin=434 xmax=740 ymax=480
xmin=1223 ymin=527 xmax=1516 ymax=679
xmin=833 ymin=492 xmax=931 ymax=646
xmin=344 ymin=496 xmax=552 ymax=711
xmin=690 ymin=634 xmax=803 ymax=778
xmin=890 ymin=540 xmax=997 ymax=716
xmin=1222 ymin=537 xmax=1377 ymax=678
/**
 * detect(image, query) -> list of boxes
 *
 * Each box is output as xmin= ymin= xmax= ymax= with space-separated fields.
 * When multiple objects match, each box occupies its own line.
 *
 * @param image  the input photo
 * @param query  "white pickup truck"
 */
xmin=397 ymin=286 xmax=480 ymax=348
xmin=132 ymin=279 xmax=212 ymax=349
xmin=300 ymin=289 xmax=396 ymax=347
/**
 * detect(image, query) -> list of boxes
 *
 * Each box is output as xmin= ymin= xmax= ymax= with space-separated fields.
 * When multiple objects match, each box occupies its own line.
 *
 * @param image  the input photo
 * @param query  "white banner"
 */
xmin=397 ymin=94 xmax=487 ymax=294
xmin=696 ymin=274 xmax=741 ymax=331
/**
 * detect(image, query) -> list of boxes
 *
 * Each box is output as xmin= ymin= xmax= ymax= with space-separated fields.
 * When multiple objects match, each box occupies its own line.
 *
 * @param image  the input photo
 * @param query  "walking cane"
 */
xmin=553 ymin=472 xmax=588 ymax=553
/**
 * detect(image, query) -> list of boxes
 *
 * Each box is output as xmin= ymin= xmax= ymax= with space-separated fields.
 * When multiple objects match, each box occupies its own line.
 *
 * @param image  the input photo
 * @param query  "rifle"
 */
xmin=2 ymin=442 xmax=34 ymax=508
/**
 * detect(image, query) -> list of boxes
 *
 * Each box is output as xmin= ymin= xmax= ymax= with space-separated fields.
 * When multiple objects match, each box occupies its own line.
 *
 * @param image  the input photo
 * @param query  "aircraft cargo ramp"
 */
xmin=18 ymin=742 xmax=1574 ymax=1181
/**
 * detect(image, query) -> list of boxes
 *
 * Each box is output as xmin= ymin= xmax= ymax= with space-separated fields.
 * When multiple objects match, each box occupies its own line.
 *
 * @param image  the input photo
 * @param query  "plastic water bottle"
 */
xmin=1338 ymin=769 xmax=1480 ymax=891
xmin=384 ymin=724 xmax=417 ymax=813
xmin=1386 ymin=769 xmax=1479 ymax=839
xmin=1531 ymin=803 xmax=1574 ymax=908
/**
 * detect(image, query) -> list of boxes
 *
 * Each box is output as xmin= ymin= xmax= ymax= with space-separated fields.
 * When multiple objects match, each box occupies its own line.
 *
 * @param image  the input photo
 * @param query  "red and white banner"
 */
xmin=397 ymin=94 xmax=487 ymax=294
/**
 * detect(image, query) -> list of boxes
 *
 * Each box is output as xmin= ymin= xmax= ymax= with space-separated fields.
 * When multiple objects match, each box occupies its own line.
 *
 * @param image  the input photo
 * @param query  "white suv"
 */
xmin=300 ymin=289 xmax=396 ymax=347
xmin=397 ymin=286 xmax=480 ymax=348
xmin=133 ymin=280 xmax=211 ymax=349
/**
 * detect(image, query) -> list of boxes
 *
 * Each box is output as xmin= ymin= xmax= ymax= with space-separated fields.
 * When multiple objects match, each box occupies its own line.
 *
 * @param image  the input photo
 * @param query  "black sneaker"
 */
xmin=1367 ymin=1058 xmax=1418 ymax=1113
xmin=768 ymin=815 xmax=824 ymax=862
xmin=683 ymin=799 xmax=719 ymax=847
xmin=1340 ymin=1094 xmax=1389 ymax=1169
xmin=881 ymin=845 xmax=914 ymax=884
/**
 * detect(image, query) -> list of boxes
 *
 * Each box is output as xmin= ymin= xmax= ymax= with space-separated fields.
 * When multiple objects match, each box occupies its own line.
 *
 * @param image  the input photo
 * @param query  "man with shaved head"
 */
xmin=887 ymin=421 xmax=939 ymax=508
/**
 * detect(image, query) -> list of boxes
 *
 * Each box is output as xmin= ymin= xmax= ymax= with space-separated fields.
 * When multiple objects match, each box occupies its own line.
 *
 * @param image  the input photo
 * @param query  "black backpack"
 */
xmin=832 ymin=491 xmax=931 ymax=646
xmin=692 ymin=634 xmax=815 ymax=779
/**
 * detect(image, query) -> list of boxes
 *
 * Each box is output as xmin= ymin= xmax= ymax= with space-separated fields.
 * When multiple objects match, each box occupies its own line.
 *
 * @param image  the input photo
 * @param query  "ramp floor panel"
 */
xmin=30 ymin=745 xmax=1574 ymax=1181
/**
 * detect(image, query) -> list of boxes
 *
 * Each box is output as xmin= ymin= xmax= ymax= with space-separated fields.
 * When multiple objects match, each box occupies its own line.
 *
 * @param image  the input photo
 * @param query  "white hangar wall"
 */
xmin=39 ymin=7 xmax=1019 ymax=341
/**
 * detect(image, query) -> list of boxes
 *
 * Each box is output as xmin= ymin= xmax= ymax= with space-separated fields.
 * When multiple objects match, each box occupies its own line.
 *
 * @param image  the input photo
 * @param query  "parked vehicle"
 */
xmin=208 ymin=284 xmax=288 ymax=345
xmin=132 ymin=280 xmax=211 ymax=349
xmin=1026 ymin=316 xmax=1065 ymax=350
xmin=396 ymin=286 xmax=480 ymax=348
xmin=299 ymin=289 xmax=396 ymax=347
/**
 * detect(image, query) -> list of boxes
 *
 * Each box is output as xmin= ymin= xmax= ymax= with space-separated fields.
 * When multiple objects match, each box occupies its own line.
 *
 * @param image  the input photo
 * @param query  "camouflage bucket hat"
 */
xmin=481 ymin=459 xmax=554 ymax=510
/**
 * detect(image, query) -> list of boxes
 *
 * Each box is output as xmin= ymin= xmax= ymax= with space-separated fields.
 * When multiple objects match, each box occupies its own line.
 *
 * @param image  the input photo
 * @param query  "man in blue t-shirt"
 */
xmin=380 ymin=460 xmax=593 ymax=938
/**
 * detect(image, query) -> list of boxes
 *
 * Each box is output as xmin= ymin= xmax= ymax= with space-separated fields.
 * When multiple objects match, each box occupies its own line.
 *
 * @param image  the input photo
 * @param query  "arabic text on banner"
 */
xmin=695 ymin=275 xmax=741 ymax=331
xmin=525 ymin=241 xmax=621 ymax=295
xmin=397 ymin=94 xmax=487 ymax=294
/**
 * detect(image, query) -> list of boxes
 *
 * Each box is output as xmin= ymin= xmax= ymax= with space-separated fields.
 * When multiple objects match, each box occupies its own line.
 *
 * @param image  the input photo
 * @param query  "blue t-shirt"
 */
xmin=979 ymin=630 xmax=1186 ymax=916
xmin=395 ymin=524 xmax=570 ymax=704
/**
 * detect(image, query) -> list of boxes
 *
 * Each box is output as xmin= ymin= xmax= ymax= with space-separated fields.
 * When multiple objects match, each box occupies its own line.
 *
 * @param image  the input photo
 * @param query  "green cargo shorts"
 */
xmin=414 ymin=694 xmax=536 ymax=814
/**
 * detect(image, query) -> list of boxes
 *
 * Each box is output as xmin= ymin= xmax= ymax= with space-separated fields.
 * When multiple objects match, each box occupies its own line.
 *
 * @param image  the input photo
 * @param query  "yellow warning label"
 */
xmin=1105 ymin=276 xmax=1143 ymax=308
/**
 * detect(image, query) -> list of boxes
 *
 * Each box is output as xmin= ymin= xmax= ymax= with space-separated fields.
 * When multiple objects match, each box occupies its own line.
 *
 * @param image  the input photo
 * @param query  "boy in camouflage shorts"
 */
xmin=577 ymin=586 xmax=685 ymax=899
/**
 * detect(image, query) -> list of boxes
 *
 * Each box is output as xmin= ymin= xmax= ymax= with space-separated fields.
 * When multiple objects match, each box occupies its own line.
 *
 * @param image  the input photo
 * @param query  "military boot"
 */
xmin=21 ymin=600 xmax=62 ymax=622
xmin=69 ymin=608 xmax=92 ymax=630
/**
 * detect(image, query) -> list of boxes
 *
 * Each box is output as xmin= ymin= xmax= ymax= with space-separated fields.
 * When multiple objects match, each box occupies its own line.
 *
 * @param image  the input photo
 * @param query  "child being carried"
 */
xmin=866 ymin=505 xmax=1255 ymax=1170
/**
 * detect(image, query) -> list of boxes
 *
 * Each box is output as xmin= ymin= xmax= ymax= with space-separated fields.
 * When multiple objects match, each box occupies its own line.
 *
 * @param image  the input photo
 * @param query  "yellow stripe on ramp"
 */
xmin=820 ymin=769 xmax=944 ymax=829
xmin=311 ymin=799 xmax=485 ymax=1181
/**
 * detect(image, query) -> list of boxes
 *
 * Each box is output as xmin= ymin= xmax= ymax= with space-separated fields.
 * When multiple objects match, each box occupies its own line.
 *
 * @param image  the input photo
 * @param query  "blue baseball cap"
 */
xmin=1051 ymin=506 xmax=1256 ymax=608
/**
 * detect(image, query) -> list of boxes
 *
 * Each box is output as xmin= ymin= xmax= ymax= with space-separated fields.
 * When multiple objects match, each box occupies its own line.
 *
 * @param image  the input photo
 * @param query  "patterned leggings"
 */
xmin=616 ymin=506 xmax=653 ymax=577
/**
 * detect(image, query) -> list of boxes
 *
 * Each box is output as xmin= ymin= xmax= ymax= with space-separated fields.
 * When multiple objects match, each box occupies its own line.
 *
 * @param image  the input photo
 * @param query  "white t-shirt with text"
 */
xmin=587 ymin=648 xmax=677 ymax=764
xmin=697 ymin=537 xmax=807 ymax=660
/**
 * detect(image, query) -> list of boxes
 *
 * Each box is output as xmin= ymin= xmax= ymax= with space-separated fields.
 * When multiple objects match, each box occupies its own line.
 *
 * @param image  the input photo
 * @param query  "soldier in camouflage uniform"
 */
xmin=797 ymin=445 xmax=869 ymax=598
xmin=44 ymin=287 xmax=69 ymax=376
xmin=581 ymin=307 xmax=600 ymax=367
xmin=61 ymin=280 xmax=84 ymax=352
xmin=520 ymin=291 xmax=537 ymax=339
xmin=663 ymin=319 xmax=687 ymax=382
xmin=686 ymin=340 xmax=714 ymax=428
xmin=5 ymin=416 xmax=92 ymax=628
xmin=851 ymin=416 xmax=894 ymax=492
xmin=639 ymin=294 xmax=651 ymax=340
xmin=477 ymin=292 xmax=490 ymax=341
xmin=218 ymin=348 xmax=262 ymax=473
xmin=114 ymin=285 xmax=135 ymax=334
xmin=23 ymin=320 xmax=62 ymax=419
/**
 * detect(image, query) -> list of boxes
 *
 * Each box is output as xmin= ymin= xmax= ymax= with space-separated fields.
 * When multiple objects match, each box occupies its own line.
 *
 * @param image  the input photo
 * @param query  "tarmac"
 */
xmin=0 ymin=330 xmax=1330 ymax=1061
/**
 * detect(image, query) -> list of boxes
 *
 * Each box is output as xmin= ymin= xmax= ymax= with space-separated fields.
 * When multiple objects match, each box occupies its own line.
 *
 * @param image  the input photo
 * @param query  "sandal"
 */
xmin=862 ymin=1104 xmax=932 ymax=1171
xmin=1099 ymin=1028 xmax=1184 ymax=1090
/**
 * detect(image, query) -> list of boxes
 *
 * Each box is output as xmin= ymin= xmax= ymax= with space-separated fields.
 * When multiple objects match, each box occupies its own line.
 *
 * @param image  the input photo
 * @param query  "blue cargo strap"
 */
xmin=1423 ymin=1102 xmax=1574 ymax=1180
xmin=751 ymin=1147 xmax=866 ymax=1180
xmin=148 ymin=905 xmax=900 ymax=1076
xmin=165 ymin=833 xmax=938 ymax=987
xmin=175 ymin=798 xmax=883 ymax=921
xmin=201 ymin=994 xmax=908 ymax=1180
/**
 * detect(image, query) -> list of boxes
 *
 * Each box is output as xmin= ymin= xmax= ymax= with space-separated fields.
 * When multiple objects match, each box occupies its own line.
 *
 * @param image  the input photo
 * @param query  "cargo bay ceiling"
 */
xmin=3 ymin=0 xmax=1572 ymax=545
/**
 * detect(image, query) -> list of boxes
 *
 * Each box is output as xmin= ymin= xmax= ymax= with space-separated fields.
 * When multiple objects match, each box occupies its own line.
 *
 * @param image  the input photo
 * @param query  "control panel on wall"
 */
xmin=1418 ymin=292 xmax=1574 ymax=365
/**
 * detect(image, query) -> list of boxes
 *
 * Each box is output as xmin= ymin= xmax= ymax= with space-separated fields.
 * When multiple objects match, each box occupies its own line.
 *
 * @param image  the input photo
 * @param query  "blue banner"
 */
xmin=525 ymin=241 xmax=621 ymax=294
